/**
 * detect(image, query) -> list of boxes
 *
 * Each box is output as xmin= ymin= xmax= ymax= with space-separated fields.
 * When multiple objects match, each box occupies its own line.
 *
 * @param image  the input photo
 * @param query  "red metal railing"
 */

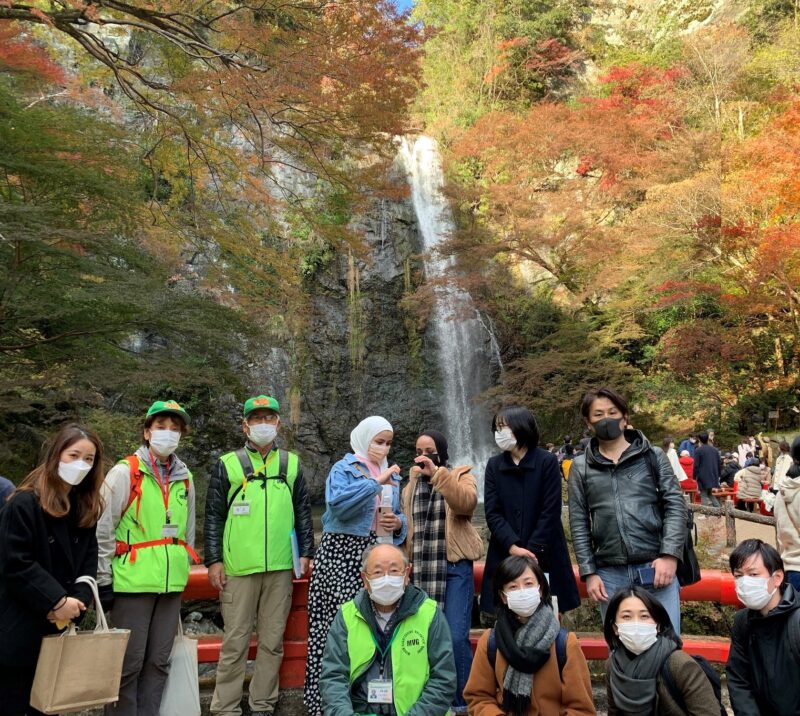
xmin=184 ymin=564 xmax=739 ymax=686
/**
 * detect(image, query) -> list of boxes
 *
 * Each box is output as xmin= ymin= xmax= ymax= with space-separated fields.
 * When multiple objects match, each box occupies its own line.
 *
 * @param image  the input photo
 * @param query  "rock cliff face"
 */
xmin=288 ymin=172 xmax=443 ymax=501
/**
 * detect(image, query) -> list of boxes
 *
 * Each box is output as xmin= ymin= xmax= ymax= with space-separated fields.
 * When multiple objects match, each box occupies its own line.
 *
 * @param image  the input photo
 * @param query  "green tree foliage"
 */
xmin=413 ymin=0 xmax=590 ymax=134
xmin=419 ymin=7 xmax=800 ymax=440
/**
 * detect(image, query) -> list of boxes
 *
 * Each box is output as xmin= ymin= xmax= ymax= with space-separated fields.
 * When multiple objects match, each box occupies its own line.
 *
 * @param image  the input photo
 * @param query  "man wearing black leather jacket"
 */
xmin=568 ymin=387 xmax=686 ymax=632
xmin=204 ymin=395 xmax=314 ymax=716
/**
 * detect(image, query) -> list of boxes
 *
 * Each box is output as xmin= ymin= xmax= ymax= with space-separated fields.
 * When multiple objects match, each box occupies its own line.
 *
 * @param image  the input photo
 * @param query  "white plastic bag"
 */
xmin=159 ymin=620 xmax=200 ymax=716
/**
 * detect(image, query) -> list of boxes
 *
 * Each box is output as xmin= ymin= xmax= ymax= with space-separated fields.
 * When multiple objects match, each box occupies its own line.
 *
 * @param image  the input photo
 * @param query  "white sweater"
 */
xmin=775 ymin=476 xmax=800 ymax=573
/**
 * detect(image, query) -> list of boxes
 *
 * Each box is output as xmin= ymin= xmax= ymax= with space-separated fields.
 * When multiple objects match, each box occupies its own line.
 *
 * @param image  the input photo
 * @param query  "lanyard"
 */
xmin=369 ymin=623 xmax=399 ymax=677
xmin=148 ymin=451 xmax=173 ymax=522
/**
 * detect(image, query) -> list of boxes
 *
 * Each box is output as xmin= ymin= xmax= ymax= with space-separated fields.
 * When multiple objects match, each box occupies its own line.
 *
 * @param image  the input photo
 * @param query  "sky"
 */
xmin=392 ymin=0 xmax=414 ymax=11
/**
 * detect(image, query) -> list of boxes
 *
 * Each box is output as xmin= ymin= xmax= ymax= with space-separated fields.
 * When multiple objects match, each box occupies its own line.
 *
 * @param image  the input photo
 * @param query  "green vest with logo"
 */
xmin=221 ymin=447 xmax=299 ymax=576
xmin=342 ymin=597 xmax=437 ymax=716
xmin=113 ymin=459 xmax=193 ymax=593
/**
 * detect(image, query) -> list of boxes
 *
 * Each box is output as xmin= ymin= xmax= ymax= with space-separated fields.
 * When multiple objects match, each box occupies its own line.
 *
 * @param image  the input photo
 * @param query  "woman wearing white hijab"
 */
xmin=303 ymin=416 xmax=406 ymax=716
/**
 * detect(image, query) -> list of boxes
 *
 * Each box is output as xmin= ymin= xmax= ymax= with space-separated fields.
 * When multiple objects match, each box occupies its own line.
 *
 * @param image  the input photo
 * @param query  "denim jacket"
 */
xmin=321 ymin=454 xmax=407 ymax=543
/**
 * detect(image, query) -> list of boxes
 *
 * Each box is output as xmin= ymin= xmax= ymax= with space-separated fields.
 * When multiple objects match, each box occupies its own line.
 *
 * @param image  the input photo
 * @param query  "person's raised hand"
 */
xmin=414 ymin=455 xmax=436 ymax=477
xmin=377 ymin=464 xmax=401 ymax=485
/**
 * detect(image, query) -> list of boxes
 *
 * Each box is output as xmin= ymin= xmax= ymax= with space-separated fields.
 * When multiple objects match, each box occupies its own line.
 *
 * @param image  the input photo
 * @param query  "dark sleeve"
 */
xmin=526 ymin=453 xmax=563 ymax=552
xmin=567 ymin=458 xmax=596 ymax=578
xmin=0 ymin=495 xmax=67 ymax=615
xmin=71 ymin=525 xmax=99 ymax=606
xmin=726 ymin=612 xmax=762 ymax=716
xmin=203 ymin=459 xmax=230 ymax=566
xmin=292 ymin=466 xmax=315 ymax=558
xmin=654 ymin=448 xmax=686 ymax=559
xmin=694 ymin=447 xmax=705 ymax=474
xmin=483 ymin=458 xmax=518 ymax=552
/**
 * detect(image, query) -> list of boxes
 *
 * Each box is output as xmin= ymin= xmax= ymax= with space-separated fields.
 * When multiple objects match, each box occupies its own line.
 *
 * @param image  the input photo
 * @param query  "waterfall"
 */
xmin=397 ymin=136 xmax=501 ymax=496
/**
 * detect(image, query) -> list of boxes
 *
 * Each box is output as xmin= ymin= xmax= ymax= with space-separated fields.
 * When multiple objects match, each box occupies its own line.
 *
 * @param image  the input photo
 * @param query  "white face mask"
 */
xmin=616 ymin=622 xmax=658 ymax=655
xmin=368 ymin=574 xmax=406 ymax=606
xmin=735 ymin=575 xmax=777 ymax=611
xmin=58 ymin=460 xmax=93 ymax=486
xmin=248 ymin=423 xmax=277 ymax=447
xmin=504 ymin=587 xmax=541 ymax=617
xmin=149 ymin=429 xmax=180 ymax=457
xmin=495 ymin=428 xmax=517 ymax=451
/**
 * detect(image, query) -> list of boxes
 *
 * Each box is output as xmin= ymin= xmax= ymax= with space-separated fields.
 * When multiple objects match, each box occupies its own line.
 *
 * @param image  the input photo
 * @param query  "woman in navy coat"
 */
xmin=480 ymin=406 xmax=580 ymax=618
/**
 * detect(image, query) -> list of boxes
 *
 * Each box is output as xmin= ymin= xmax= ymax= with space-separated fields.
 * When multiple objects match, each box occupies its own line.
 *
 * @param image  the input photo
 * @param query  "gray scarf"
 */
xmin=498 ymin=605 xmax=560 ymax=716
xmin=609 ymin=636 xmax=677 ymax=715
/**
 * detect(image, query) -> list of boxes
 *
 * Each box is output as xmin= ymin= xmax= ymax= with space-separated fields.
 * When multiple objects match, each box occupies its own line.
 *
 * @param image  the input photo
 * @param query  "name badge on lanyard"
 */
xmin=162 ymin=523 xmax=179 ymax=538
xmin=367 ymin=678 xmax=393 ymax=704
xmin=232 ymin=502 xmax=251 ymax=516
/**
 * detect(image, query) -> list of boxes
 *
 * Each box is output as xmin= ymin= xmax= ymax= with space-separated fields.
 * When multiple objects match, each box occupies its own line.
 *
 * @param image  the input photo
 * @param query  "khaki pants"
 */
xmin=211 ymin=570 xmax=293 ymax=716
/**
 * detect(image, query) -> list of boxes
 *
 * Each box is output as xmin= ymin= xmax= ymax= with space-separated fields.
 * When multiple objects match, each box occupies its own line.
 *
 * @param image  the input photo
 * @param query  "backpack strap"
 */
xmin=277 ymin=448 xmax=289 ymax=485
xmin=555 ymin=627 xmax=568 ymax=679
xmin=122 ymin=455 xmax=145 ymax=520
xmin=488 ymin=628 xmax=497 ymax=669
xmin=659 ymin=653 xmax=686 ymax=712
xmin=234 ymin=448 xmax=256 ymax=480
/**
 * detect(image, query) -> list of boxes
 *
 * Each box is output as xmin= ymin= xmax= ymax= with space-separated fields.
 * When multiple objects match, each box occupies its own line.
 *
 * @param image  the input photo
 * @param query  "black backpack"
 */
xmin=660 ymin=653 xmax=726 ymax=716
xmin=487 ymin=626 xmax=568 ymax=679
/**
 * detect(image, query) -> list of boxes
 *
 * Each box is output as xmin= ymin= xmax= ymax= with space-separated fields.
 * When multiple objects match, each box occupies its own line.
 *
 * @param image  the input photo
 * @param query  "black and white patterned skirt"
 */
xmin=303 ymin=531 xmax=376 ymax=715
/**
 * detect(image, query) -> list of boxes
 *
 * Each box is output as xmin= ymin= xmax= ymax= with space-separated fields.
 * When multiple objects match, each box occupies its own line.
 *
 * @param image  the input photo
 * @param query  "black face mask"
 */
xmin=592 ymin=417 xmax=624 ymax=441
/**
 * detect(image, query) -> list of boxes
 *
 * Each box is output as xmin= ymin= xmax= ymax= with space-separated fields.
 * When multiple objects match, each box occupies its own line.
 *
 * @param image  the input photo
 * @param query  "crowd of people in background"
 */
xmin=1 ymin=388 xmax=800 ymax=715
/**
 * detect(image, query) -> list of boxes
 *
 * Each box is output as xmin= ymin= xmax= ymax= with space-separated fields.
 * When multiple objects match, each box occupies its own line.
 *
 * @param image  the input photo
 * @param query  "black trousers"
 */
xmin=0 ymin=664 xmax=48 ymax=716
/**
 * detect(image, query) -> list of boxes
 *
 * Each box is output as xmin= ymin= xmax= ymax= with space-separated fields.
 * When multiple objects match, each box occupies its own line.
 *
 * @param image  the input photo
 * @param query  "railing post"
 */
xmin=725 ymin=498 xmax=736 ymax=547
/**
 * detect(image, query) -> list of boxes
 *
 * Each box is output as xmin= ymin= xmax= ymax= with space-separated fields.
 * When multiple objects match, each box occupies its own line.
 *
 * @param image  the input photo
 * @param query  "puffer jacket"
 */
xmin=568 ymin=430 xmax=686 ymax=578
xmin=734 ymin=465 xmax=767 ymax=500
xmin=726 ymin=584 xmax=800 ymax=715
xmin=775 ymin=475 xmax=800 ymax=572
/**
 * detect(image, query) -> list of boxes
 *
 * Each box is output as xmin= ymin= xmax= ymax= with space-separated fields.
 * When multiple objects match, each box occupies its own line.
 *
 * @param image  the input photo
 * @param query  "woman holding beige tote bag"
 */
xmin=0 ymin=423 xmax=105 ymax=716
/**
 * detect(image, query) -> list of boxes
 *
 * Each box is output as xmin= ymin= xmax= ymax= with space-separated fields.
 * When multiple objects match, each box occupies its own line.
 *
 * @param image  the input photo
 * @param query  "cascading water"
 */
xmin=398 ymin=136 xmax=501 ymax=496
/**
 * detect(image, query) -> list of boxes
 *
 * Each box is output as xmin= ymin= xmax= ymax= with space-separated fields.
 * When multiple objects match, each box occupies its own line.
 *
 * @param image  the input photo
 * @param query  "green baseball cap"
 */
xmin=243 ymin=395 xmax=280 ymax=417
xmin=146 ymin=399 xmax=190 ymax=424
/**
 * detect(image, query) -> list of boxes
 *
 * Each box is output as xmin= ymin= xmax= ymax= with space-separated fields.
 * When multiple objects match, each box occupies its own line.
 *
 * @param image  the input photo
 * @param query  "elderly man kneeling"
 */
xmin=320 ymin=543 xmax=456 ymax=716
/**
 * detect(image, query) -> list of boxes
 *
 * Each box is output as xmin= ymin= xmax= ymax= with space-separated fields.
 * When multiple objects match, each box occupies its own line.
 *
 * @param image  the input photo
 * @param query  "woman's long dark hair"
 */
xmin=492 ymin=555 xmax=552 ymax=613
xmin=16 ymin=423 xmax=105 ymax=528
xmin=603 ymin=585 xmax=682 ymax=649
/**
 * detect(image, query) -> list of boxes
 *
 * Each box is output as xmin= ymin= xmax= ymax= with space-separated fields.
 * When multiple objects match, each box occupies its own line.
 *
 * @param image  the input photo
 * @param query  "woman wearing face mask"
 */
xmin=480 ymin=406 xmax=580 ymax=623
xmin=604 ymin=586 xmax=720 ymax=715
xmin=465 ymin=555 xmax=594 ymax=715
xmin=303 ymin=416 xmax=407 ymax=716
xmin=96 ymin=400 xmax=198 ymax=716
xmin=0 ymin=423 xmax=105 ymax=716
xmin=401 ymin=429 xmax=482 ymax=716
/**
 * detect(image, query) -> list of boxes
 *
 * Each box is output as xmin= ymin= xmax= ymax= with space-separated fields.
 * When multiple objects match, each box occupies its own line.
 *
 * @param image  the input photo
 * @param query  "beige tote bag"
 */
xmin=30 ymin=576 xmax=131 ymax=714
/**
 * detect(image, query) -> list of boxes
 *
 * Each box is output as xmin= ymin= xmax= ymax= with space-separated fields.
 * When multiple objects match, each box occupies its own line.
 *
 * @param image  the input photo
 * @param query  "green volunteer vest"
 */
xmin=221 ymin=447 xmax=299 ymax=576
xmin=113 ymin=458 xmax=193 ymax=593
xmin=342 ymin=597 xmax=437 ymax=716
